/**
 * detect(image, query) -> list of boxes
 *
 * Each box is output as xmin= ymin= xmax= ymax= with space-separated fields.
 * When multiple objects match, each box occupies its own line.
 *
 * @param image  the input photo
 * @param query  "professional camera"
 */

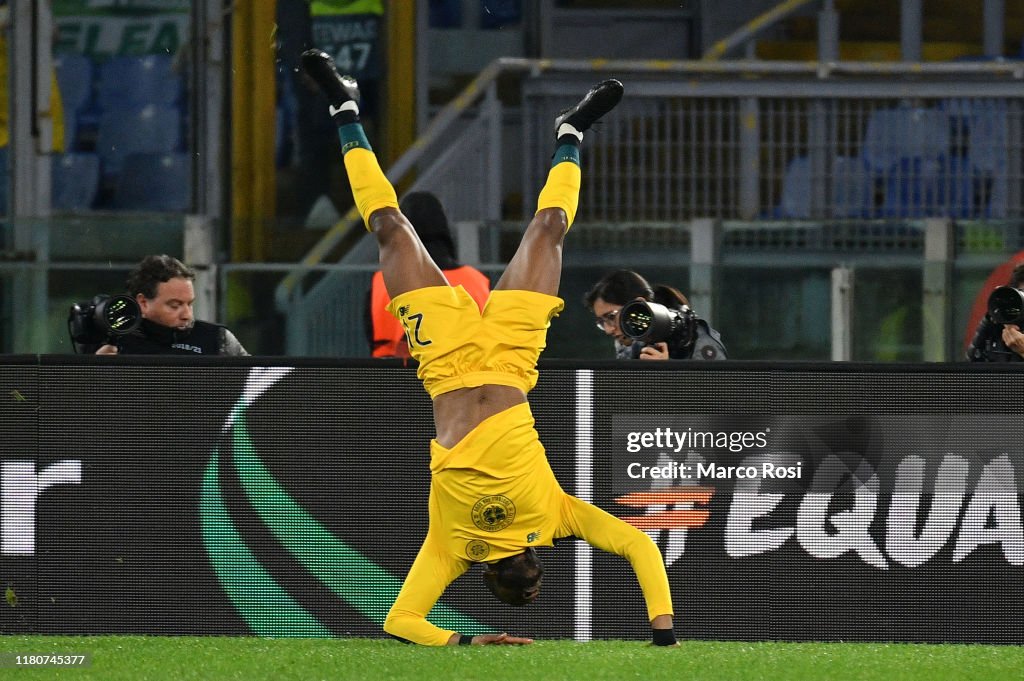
xmin=987 ymin=286 xmax=1024 ymax=326
xmin=67 ymin=294 xmax=142 ymax=348
xmin=618 ymin=299 xmax=698 ymax=349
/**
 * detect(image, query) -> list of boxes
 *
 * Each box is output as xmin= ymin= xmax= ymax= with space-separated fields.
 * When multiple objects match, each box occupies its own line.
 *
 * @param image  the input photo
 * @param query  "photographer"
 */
xmin=966 ymin=264 xmax=1024 ymax=362
xmin=583 ymin=269 xmax=726 ymax=360
xmin=89 ymin=255 xmax=248 ymax=356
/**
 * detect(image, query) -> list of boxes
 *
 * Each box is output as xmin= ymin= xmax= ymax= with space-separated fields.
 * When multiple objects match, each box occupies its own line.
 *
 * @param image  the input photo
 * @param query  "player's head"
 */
xmin=400 ymin=191 xmax=457 ymax=264
xmin=482 ymin=548 xmax=544 ymax=606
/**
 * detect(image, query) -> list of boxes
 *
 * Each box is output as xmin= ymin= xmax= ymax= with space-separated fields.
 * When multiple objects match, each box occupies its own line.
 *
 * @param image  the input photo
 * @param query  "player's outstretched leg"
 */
xmin=302 ymin=49 xmax=445 ymax=298
xmin=495 ymin=79 xmax=623 ymax=296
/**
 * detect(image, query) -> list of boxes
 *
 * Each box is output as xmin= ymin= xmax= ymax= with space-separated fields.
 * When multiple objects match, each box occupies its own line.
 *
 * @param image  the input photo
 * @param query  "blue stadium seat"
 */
xmin=54 ymin=53 xmax=94 ymax=114
xmin=95 ymin=104 xmax=182 ymax=178
xmin=862 ymin=107 xmax=950 ymax=172
xmin=942 ymin=98 xmax=1009 ymax=218
xmin=967 ymin=101 xmax=1009 ymax=218
xmin=96 ymin=54 xmax=183 ymax=110
xmin=966 ymin=101 xmax=1008 ymax=173
xmin=831 ymin=156 xmax=873 ymax=218
xmin=777 ymin=155 xmax=811 ymax=218
xmin=778 ymin=156 xmax=874 ymax=219
xmin=112 ymin=153 xmax=191 ymax=212
xmin=54 ymin=53 xmax=94 ymax=150
xmin=939 ymin=154 xmax=974 ymax=219
xmin=880 ymin=156 xmax=947 ymax=218
xmin=51 ymin=153 xmax=101 ymax=211
xmin=862 ymin=107 xmax=951 ymax=217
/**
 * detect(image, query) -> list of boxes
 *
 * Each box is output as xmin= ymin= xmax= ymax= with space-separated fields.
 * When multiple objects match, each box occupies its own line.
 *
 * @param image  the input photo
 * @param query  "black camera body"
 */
xmin=987 ymin=286 xmax=1024 ymax=327
xmin=618 ymin=299 xmax=698 ymax=354
xmin=68 ymin=294 xmax=142 ymax=349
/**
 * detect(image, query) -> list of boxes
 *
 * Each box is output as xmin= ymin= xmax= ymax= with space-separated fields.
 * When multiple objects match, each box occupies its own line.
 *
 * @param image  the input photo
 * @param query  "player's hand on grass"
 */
xmin=649 ymin=617 xmax=678 ymax=647
xmin=473 ymin=633 xmax=533 ymax=645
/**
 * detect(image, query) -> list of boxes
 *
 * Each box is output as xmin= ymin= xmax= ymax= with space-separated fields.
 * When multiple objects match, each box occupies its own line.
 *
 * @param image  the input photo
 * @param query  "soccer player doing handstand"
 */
xmin=302 ymin=49 xmax=678 ymax=648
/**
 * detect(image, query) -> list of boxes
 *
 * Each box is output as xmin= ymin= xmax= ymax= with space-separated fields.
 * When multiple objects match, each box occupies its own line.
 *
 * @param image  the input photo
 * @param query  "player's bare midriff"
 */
xmin=432 ymin=384 xmax=526 ymax=449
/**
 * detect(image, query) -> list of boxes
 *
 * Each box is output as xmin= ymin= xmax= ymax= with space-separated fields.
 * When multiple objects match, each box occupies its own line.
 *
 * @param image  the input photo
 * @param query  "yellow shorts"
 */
xmin=386 ymin=286 xmax=564 ymax=399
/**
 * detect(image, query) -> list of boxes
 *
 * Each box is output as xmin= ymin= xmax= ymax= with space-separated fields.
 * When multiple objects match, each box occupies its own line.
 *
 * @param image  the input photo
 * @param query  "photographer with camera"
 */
xmin=583 ymin=269 xmax=726 ymax=360
xmin=966 ymin=263 xmax=1024 ymax=362
xmin=70 ymin=255 xmax=248 ymax=356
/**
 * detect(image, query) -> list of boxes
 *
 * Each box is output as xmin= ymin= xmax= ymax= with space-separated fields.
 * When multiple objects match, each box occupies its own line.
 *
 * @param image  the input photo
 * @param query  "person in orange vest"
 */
xmin=365 ymin=191 xmax=490 ymax=357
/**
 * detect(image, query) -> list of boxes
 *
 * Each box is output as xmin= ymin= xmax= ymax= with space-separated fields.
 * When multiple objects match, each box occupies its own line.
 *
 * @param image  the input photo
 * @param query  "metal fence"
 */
xmin=522 ymin=77 xmax=1024 ymax=222
xmin=0 ymin=216 xmax=1018 ymax=359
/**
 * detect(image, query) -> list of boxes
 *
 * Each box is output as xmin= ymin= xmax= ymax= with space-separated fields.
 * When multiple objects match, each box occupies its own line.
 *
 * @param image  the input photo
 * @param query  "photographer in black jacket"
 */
xmin=584 ymin=269 xmax=726 ymax=360
xmin=94 ymin=255 xmax=248 ymax=356
xmin=966 ymin=263 xmax=1024 ymax=362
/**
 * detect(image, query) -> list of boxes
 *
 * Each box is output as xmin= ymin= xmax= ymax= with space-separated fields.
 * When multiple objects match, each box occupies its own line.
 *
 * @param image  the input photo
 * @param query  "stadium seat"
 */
xmin=831 ymin=156 xmax=873 ymax=218
xmin=941 ymin=98 xmax=1010 ymax=218
xmin=54 ymin=53 xmax=94 ymax=150
xmin=967 ymin=101 xmax=1009 ymax=218
xmin=965 ymin=101 xmax=1009 ymax=173
xmin=880 ymin=156 xmax=947 ymax=218
xmin=51 ymin=153 xmax=101 ymax=211
xmin=112 ymin=153 xmax=191 ymax=212
xmin=777 ymin=156 xmax=873 ymax=219
xmin=96 ymin=54 xmax=183 ymax=110
xmin=95 ymin=104 xmax=182 ymax=178
xmin=862 ymin=107 xmax=951 ymax=217
xmin=938 ymin=154 xmax=974 ymax=219
xmin=777 ymin=155 xmax=811 ymax=218
xmin=862 ymin=107 xmax=950 ymax=173
xmin=54 ymin=53 xmax=94 ymax=114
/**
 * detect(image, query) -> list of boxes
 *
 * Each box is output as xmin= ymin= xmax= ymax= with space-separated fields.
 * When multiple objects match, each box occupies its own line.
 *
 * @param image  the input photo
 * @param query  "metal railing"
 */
xmin=702 ymin=0 xmax=819 ymax=61
xmin=0 ymin=216 xmax=1017 ymax=358
xmin=227 ymin=217 xmax=1023 ymax=360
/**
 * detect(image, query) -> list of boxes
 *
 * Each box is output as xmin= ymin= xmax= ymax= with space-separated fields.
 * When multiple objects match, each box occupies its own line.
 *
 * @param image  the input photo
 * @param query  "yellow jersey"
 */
xmin=383 ymin=403 xmax=675 ymax=646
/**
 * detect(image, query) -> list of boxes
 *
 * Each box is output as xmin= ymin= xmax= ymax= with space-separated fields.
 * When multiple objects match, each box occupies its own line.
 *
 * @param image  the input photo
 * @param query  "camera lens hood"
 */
xmin=987 ymin=286 xmax=1024 ymax=326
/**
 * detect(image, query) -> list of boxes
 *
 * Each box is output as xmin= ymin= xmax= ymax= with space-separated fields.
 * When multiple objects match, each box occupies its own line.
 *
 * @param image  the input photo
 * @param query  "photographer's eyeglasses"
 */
xmin=594 ymin=309 xmax=620 ymax=331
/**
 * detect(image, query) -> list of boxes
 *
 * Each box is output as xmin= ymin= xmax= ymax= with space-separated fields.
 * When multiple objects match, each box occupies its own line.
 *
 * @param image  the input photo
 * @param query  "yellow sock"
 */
xmin=344 ymin=148 xmax=399 ymax=230
xmin=536 ymin=160 xmax=581 ymax=230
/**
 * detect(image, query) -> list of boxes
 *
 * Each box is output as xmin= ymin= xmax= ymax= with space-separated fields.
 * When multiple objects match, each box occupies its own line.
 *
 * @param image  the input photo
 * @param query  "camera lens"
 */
xmin=620 ymin=302 xmax=653 ymax=338
xmin=988 ymin=286 xmax=1024 ymax=326
xmin=95 ymin=295 xmax=142 ymax=336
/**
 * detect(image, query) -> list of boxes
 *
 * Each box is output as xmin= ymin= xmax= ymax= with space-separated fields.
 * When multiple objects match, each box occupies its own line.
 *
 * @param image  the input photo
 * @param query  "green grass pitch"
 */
xmin=1 ymin=636 xmax=1022 ymax=680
